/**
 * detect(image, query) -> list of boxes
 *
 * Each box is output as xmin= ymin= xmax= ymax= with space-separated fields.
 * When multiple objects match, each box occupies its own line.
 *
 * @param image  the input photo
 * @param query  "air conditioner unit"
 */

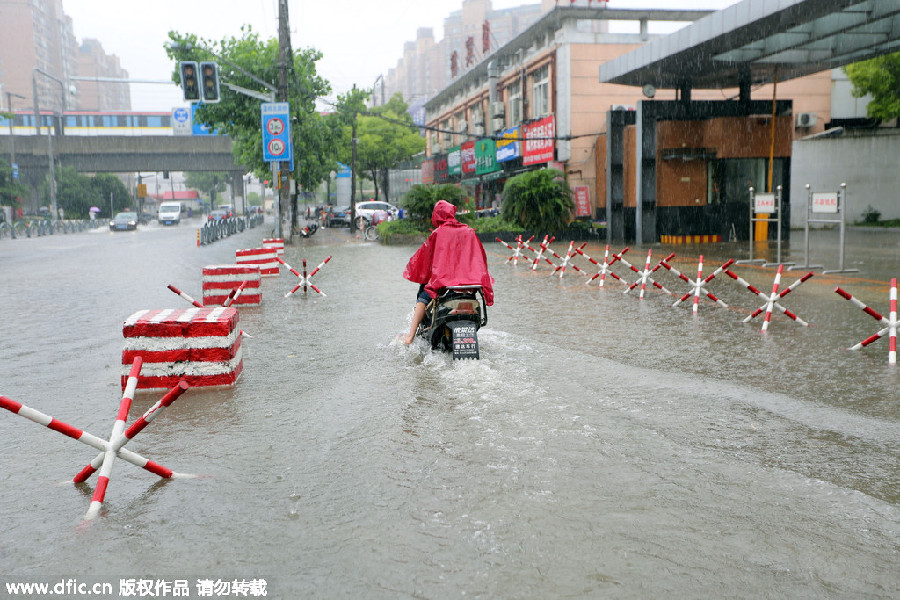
xmin=611 ymin=104 xmax=634 ymax=111
xmin=491 ymin=117 xmax=505 ymax=132
xmin=490 ymin=102 xmax=505 ymax=118
xmin=458 ymin=123 xmax=468 ymax=134
xmin=796 ymin=112 xmax=818 ymax=127
xmin=473 ymin=125 xmax=485 ymax=136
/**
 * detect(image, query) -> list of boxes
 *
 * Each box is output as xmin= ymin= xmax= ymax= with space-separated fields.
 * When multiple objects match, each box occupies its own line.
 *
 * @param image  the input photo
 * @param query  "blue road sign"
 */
xmin=11 ymin=163 xmax=18 ymax=180
xmin=261 ymin=102 xmax=292 ymax=163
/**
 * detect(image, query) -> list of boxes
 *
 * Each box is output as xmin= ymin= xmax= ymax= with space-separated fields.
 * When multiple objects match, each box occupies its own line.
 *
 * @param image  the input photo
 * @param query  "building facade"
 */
xmin=0 ymin=0 xmax=129 ymax=113
xmin=422 ymin=5 xmax=835 ymax=241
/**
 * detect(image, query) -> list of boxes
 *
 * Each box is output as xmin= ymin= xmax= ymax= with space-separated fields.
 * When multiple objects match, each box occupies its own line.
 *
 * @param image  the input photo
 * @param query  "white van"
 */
xmin=158 ymin=202 xmax=184 ymax=226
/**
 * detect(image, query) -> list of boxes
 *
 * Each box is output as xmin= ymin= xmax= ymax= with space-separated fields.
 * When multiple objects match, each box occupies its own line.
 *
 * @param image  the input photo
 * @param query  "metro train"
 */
xmin=0 ymin=110 xmax=176 ymax=136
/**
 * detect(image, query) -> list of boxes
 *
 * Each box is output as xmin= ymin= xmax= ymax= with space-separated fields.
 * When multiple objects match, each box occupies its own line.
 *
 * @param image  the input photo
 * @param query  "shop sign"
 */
xmin=573 ymin=185 xmax=592 ymax=218
xmin=433 ymin=154 xmax=449 ymax=183
xmin=421 ymin=158 xmax=434 ymax=185
xmin=461 ymin=141 xmax=476 ymax=175
xmin=496 ymin=127 xmax=520 ymax=163
xmin=475 ymin=139 xmax=498 ymax=175
xmin=523 ymin=114 xmax=555 ymax=166
xmin=448 ymin=146 xmax=462 ymax=176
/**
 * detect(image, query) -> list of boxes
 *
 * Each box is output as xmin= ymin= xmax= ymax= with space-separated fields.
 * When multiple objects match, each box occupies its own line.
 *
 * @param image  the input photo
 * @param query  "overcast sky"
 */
xmin=64 ymin=0 xmax=742 ymax=111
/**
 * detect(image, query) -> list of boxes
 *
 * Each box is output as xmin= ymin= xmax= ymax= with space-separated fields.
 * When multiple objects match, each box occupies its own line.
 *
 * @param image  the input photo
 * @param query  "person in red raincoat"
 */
xmin=402 ymin=199 xmax=494 ymax=344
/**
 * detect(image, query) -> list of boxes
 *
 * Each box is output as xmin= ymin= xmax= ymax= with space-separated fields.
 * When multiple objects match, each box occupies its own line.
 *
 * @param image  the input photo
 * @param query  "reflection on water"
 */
xmin=0 ymin=224 xmax=897 ymax=598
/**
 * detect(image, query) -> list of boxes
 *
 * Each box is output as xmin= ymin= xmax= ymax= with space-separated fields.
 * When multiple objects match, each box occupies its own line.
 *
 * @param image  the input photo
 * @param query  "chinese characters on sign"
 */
xmin=574 ymin=186 xmax=592 ymax=218
xmin=754 ymin=192 xmax=776 ymax=214
xmin=461 ymin=141 xmax=476 ymax=175
xmin=811 ymin=192 xmax=839 ymax=214
xmin=522 ymin=115 xmax=555 ymax=166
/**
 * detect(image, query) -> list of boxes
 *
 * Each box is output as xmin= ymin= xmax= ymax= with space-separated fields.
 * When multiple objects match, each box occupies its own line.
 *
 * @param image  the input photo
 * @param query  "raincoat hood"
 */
xmin=432 ymin=199 xmax=457 ymax=228
xmin=403 ymin=201 xmax=494 ymax=306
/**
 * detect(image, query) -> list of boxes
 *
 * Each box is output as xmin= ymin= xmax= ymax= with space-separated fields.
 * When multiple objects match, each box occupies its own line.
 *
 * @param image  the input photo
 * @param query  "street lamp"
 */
xmin=32 ymin=68 xmax=70 ymax=224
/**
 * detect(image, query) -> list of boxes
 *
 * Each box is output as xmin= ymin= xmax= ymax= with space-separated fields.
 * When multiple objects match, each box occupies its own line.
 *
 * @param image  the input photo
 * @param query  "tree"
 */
xmin=844 ymin=52 xmax=900 ymax=120
xmin=355 ymin=93 xmax=425 ymax=202
xmin=42 ymin=168 xmax=130 ymax=219
xmin=501 ymin=169 xmax=573 ymax=233
xmin=0 ymin=157 xmax=27 ymax=217
xmin=185 ymin=171 xmax=227 ymax=205
xmin=401 ymin=183 xmax=468 ymax=225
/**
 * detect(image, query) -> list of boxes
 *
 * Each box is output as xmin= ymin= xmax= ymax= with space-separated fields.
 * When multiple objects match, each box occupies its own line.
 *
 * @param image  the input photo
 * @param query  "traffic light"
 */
xmin=199 ymin=61 xmax=220 ymax=103
xmin=179 ymin=61 xmax=200 ymax=102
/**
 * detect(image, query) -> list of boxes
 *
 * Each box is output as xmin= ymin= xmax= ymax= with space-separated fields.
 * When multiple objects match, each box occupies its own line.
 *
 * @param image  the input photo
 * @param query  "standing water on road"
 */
xmin=0 ymin=223 xmax=897 ymax=598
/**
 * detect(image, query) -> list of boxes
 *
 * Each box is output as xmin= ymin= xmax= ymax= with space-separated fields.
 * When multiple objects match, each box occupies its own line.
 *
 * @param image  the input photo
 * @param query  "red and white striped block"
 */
xmin=202 ymin=264 xmax=262 ymax=306
xmin=236 ymin=247 xmax=279 ymax=276
xmin=122 ymin=307 xmax=243 ymax=390
xmin=262 ymin=238 xmax=284 ymax=256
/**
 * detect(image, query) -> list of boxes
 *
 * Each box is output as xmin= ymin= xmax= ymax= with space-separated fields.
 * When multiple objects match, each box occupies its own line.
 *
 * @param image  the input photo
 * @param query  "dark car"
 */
xmin=109 ymin=211 xmax=138 ymax=231
xmin=327 ymin=205 xmax=351 ymax=228
xmin=208 ymin=209 xmax=229 ymax=221
xmin=138 ymin=212 xmax=154 ymax=225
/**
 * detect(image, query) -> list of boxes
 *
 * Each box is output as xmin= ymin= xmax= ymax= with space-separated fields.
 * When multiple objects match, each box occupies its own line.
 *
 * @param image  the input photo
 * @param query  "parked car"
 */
xmin=138 ymin=212 xmax=154 ymax=225
xmin=355 ymin=201 xmax=398 ymax=223
xmin=109 ymin=211 xmax=138 ymax=231
xmin=327 ymin=205 xmax=351 ymax=227
xmin=208 ymin=209 xmax=229 ymax=221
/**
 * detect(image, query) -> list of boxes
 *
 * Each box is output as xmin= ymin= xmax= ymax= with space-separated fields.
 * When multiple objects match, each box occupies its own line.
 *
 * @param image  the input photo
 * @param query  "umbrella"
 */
xmin=89 ymin=206 xmax=100 ymax=213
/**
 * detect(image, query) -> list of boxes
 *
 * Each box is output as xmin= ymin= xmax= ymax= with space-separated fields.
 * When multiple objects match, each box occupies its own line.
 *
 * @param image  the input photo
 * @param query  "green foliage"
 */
xmin=469 ymin=215 xmax=524 ymax=234
xmin=400 ymin=184 xmax=468 ymax=222
xmin=860 ymin=205 xmax=882 ymax=224
xmin=501 ymin=169 xmax=574 ymax=234
xmin=844 ymin=52 xmax=900 ymax=120
xmin=41 ymin=167 xmax=130 ymax=219
xmin=0 ymin=157 xmax=28 ymax=208
xmin=184 ymin=172 xmax=227 ymax=195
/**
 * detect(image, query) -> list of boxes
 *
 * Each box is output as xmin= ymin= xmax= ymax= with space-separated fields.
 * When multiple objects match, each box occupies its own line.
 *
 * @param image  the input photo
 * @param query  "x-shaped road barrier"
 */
xmin=552 ymin=242 xmax=588 ymax=279
xmin=576 ymin=245 xmax=630 ymax=288
xmin=496 ymin=235 xmax=534 ymax=265
xmin=724 ymin=264 xmax=814 ymax=332
xmin=0 ymin=358 xmax=195 ymax=521
xmin=277 ymin=256 xmax=332 ymax=297
xmin=526 ymin=235 xmax=557 ymax=271
xmin=660 ymin=255 xmax=735 ymax=314
xmin=624 ymin=250 xmax=676 ymax=299
xmin=834 ymin=278 xmax=898 ymax=365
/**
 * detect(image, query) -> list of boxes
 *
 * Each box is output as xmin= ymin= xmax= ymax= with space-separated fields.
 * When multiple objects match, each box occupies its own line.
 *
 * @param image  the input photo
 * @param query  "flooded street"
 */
xmin=0 ymin=220 xmax=897 ymax=599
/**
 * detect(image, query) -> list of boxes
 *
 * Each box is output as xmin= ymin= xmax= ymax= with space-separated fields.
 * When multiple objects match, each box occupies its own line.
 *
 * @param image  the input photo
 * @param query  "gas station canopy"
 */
xmin=598 ymin=0 xmax=900 ymax=90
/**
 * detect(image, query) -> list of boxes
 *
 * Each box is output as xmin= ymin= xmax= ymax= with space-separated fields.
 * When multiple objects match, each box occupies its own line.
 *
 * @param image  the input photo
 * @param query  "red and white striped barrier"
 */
xmin=236 ymin=247 xmax=278 ymax=276
xmin=552 ymin=241 xmax=588 ymax=279
xmin=496 ymin=235 xmax=534 ymax=265
xmin=724 ymin=265 xmax=814 ymax=331
xmin=262 ymin=237 xmax=284 ymax=256
xmin=577 ymin=245 xmax=630 ymax=287
xmin=202 ymin=264 xmax=262 ymax=306
xmin=122 ymin=307 xmax=243 ymax=390
xmin=660 ymin=255 xmax=735 ymax=313
xmin=277 ymin=255 xmax=332 ymax=297
xmin=526 ymin=235 xmax=557 ymax=271
xmin=167 ymin=284 xmax=204 ymax=309
xmin=624 ymin=250 xmax=675 ymax=299
xmin=0 ymin=361 xmax=195 ymax=520
xmin=834 ymin=278 xmax=898 ymax=365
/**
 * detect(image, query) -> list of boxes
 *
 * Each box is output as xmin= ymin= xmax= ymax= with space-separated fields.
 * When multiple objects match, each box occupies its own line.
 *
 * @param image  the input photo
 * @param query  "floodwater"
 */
xmin=0 ymin=220 xmax=897 ymax=599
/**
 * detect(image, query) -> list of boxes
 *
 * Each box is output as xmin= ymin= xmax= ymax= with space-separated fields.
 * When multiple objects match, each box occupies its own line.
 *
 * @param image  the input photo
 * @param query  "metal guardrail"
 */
xmin=0 ymin=218 xmax=104 ymax=240
xmin=197 ymin=213 xmax=264 ymax=246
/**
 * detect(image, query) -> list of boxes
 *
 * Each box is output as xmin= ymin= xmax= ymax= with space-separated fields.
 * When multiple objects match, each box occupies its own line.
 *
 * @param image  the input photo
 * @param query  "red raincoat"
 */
xmin=403 ymin=200 xmax=494 ymax=306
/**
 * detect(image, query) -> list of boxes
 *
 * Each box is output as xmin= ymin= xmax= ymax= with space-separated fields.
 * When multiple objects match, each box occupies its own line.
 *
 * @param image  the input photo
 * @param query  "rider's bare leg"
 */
xmin=403 ymin=301 xmax=427 ymax=345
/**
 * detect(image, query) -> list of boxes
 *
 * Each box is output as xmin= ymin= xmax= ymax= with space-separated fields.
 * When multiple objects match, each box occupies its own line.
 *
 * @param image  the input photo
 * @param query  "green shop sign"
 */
xmin=447 ymin=146 xmax=462 ymax=176
xmin=475 ymin=139 xmax=498 ymax=175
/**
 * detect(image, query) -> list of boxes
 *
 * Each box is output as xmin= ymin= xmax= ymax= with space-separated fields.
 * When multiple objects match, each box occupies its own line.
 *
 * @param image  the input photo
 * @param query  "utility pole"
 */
xmin=276 ymin=0 xmax=291 ymax=240
xmin=350 ymin=84 xmax=359 ymax=231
